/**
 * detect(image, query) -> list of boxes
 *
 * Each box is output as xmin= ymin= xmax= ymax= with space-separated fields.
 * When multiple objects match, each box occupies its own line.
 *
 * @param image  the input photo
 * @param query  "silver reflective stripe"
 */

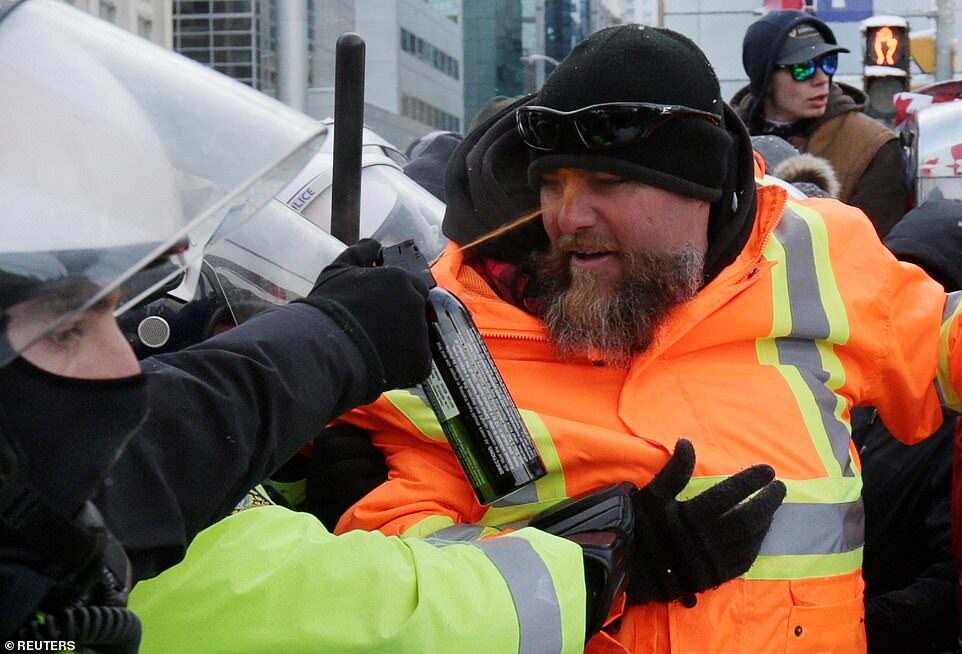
xmin=944 ymin=291 xmax=962 ymax=322
xmin=773 ymin=207 xmax=855 ymax=477
xmin=760 ymin=499 xmax=864 ymax=556
xmin=473 ymin=538 xmax=564 ymax=654
xmin=427 ymin=524 xmax=486 ymax=542
xmin=936 ymin=291 xmax=962 ymax=407
xmin=493 ymin=481 xmax=540 ymax=507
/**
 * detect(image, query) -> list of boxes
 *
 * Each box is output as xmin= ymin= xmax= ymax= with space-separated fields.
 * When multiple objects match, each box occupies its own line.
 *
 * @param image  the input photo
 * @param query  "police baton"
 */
xmin=330 ymin=32 xmax=365 ymax=245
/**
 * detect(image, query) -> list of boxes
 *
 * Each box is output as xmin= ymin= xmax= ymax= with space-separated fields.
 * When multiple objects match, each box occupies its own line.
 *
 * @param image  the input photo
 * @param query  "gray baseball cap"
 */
xmin=776 ymin=23 xmax=849 ymax=65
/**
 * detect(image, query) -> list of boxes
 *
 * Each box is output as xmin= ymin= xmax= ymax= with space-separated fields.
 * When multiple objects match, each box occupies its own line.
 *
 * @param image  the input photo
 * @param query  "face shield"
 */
xmin=276 ymin=122 xmax=448 ymax=259
xmin=0 ymin=0 xmax=326 ymax=366
xmin=119 ymin=200 xmax=346 ymax=357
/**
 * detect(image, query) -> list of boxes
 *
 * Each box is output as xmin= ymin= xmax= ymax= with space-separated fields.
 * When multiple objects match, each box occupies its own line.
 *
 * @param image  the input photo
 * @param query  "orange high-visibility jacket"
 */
xmin=337 ymin=183 xmax=962 ymax=654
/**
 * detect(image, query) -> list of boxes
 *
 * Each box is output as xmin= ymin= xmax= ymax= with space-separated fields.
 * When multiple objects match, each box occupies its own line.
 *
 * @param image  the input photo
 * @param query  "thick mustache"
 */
xmin=557 ymin=234 xmax=621 ymax=254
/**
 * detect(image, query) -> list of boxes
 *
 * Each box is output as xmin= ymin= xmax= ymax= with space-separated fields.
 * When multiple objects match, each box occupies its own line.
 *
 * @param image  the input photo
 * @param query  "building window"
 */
xmin=399 ymin=27 xmax=460 ymax=81
xmin=400 ymin=93 xmax=460 ymax=132
xmin=138 ymin=16 xmax=154 ymax=39
xmin=99 ymin=1 xmax=117 ymax=22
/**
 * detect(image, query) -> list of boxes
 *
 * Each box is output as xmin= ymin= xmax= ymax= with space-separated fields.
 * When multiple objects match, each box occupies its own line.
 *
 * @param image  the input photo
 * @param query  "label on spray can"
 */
xmin=421 ymin=360 xmax=459 ymax=422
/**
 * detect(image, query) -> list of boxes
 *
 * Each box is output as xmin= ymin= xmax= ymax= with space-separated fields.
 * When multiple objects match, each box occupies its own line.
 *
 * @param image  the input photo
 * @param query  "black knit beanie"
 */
xmin=742 ymin=11 xmax=845 ymax=126
xmin=527 ymin=25 xmax=732 ymax=203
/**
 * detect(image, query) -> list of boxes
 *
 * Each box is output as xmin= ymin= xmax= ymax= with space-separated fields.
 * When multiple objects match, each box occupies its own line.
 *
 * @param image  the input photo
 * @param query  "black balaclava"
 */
xmin=0 ymin=358 xmax=147 ymax=523
xmin=0 ymin=359 xmax=147 ymax=636
xmin=742 ymin=10 xmax=848 ymax=127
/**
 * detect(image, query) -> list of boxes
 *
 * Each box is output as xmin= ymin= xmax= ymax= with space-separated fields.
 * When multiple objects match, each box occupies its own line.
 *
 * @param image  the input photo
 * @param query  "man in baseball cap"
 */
xmin=732 ymin=10 xmax=905 ymax=236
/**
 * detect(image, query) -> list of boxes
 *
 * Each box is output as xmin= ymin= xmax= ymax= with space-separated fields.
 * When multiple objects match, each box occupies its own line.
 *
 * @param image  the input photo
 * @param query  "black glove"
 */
xmin=303 ymin=424 xmax=388 ymax=531
xmin=628 ymin=439 xmax=786 ymax=606
xmin=295 ymin=239 xmax=431 ymax=392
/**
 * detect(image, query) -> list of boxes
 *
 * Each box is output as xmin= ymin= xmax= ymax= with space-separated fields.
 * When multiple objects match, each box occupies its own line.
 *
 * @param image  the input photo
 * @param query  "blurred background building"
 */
xmin=58 ymin=0 xmax=959 ymax=150
xmin=62 ymin=0 xmax=172 ymax=47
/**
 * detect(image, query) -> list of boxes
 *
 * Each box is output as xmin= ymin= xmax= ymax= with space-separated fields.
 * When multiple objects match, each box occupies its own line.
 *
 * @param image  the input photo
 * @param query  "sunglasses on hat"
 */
xmin=516 ymin=102 xmax=722 ymax=152
xmin=777 ymin=53 xmax=839 ymax=82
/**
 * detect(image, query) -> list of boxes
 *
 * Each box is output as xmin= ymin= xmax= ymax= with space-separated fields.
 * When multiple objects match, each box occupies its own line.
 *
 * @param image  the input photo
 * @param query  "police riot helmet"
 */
xmin=276 ymin=121 xmax=449 ymax=259
xmin=0 ymin=0 xmax=327 ymax=366
xmin=120 ymin=200 xmax=347 ymax=357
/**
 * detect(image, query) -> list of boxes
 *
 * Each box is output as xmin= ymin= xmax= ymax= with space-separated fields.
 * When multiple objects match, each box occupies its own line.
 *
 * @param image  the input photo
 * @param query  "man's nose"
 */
xmin=812 ymin=67 xmax=830 ymax=85
xmin=554 ymin=177 xmax=600 ymax=234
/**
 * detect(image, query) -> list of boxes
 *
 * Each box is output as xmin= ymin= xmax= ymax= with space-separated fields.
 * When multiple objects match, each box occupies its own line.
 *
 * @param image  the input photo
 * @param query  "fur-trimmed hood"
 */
xmin=774 ymin=153 xmax=840 ymax=198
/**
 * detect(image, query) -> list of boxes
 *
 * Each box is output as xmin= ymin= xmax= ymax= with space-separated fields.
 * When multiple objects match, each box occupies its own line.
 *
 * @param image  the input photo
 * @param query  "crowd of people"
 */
xmin=3 ymin=1 xmax=960 ymax=652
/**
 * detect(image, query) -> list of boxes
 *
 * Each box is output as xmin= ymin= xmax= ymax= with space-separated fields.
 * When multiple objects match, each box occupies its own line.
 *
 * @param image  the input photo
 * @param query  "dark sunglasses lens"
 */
xmin=574 ymin=107 xmax=657 ymax=149
xmin=819 ymin=53 xmax=838 ymax=75
xmin=790 ymin=60 xmax=817 ymax=81
xmin=518 ymin=110 xmax=561 ymax=150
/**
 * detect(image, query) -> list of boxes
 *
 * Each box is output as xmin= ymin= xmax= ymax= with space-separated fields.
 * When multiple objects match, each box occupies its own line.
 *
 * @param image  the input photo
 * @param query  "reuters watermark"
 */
xmin=4 ymin=642 xmax=75 ymax=651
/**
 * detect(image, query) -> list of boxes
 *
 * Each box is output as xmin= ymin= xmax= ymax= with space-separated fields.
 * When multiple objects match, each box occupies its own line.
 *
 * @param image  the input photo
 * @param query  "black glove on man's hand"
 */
xmin=627 ymin=439 xmax=786 ymax=606
xmin=295 ymin=239 xmax=431 ymax=392
xmin=304 ymin=424 xmax=388 ymax=531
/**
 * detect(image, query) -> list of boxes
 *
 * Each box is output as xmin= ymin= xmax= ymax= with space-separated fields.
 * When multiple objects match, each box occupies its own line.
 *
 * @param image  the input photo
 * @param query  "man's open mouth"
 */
xmin=571 ymin=249 xmax=617 ymax=262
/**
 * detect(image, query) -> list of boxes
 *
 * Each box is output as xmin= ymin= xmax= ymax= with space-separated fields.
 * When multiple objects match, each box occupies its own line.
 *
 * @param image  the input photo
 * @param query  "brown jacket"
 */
xmin=732 ymin=83 xmax=906 ymax=236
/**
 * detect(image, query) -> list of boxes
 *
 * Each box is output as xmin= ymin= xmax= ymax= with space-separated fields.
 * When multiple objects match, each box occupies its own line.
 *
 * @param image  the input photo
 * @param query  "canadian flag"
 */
xmin=893 ymin=91 xmax=960 ymax=129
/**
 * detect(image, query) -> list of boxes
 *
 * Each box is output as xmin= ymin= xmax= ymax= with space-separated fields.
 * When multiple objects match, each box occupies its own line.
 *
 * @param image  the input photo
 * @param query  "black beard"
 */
xmin=528 ymin=238 xmax=704 ymax=367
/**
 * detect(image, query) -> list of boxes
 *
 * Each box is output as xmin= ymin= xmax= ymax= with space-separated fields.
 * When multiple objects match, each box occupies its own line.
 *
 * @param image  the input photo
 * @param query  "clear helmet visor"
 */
xmin=277 ymin=124 xmax=448 ymax=259
xmin=0 ymin=0 xmax=326 ymax=365
xmin=119 ymin=200 xmax=345 ymax=357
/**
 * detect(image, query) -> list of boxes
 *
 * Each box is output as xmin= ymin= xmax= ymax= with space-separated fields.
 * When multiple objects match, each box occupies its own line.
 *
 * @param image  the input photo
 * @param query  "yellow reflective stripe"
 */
xmin=759 ymin=232 xmax=843 ymax=477
xmin=480 ymin=411 xmax=568 ymax=526
xmin=938 ymin=292 xmax=962 ymax=412
xmin=794 ymin=204 xmax=853 ymax=452
xmin=387 ymin=391 xmax=569 ymax=524
xmin=401 ymin=514 xmax=456 ymax=538
xmin=758 ymin=205 xmax=856 ymax=478
xmin=792 ymin=202 xmax=850 ymax=345
xmin=384 ymin=389 xmax=447 ymax=442
xmin=744 ymin=548 xmax=862 ymax=580
xmin=680 ymin=475 xmax=861 ymax=504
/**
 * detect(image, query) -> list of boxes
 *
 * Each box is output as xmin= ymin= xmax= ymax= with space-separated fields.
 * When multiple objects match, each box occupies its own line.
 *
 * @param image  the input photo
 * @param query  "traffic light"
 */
xmin=861 ymin=16 xmax=911 ymax=122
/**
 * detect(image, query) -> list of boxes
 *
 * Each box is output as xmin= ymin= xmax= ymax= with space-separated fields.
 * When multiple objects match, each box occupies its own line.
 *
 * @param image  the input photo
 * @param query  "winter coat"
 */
xmin=848 ymin=197 xmax=962 ymax=653
xmin=852 ymin=408 xmax=956 ymax=654
xmin=91 ymin=302 xmax=382 ymax=582
xmin=732 ymin=82 xmax=906 ymax=236
xmin=337 ymin=180 xmax=962 ymax=653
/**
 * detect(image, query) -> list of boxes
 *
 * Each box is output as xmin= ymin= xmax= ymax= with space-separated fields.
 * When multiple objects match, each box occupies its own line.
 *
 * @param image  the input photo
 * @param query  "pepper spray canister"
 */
xmin=381 ymin=240 xmax=547 ymax=505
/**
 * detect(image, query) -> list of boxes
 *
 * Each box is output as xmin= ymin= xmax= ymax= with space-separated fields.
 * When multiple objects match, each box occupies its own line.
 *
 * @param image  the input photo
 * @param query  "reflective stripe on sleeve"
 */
xmin=937 ymin=291 xmax=962 ymax=412
xmin=423 ymin=532 xmax=567 ymax=654
xmin=473 ymin=537 xmax=565 ymax=654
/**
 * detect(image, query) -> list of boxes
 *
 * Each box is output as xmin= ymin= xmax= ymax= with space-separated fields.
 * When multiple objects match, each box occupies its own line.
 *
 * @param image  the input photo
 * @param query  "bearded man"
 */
xmin=336 ymin=25 xmax=962 ymax=654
